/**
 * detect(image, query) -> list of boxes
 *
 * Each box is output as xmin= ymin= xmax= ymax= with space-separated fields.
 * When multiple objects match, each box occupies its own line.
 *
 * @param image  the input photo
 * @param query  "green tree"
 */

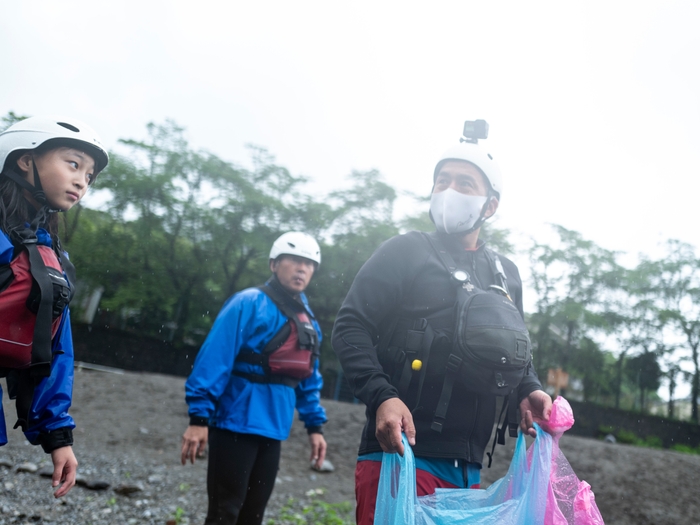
xmin=64 ymin=121 xmax=321 ymax=345
xmin=527 ymin=225 xmax=625 ymax=391
xmin=0 ymin=111 xmax=29 ymax=132
xmin=625 ymin=350 xmax=662 ymax=413
xmin=647 ymin=240 xmax=700 ymax=423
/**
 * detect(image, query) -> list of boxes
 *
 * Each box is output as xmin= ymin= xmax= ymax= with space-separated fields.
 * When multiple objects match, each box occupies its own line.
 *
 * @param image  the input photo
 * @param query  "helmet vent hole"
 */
xmin=57 ymin=122 xmax=80 ymax=133
xmin=487 ymin=153 xmax=493 ymax=160
xmin=287 ymin=242 xmax=296 ymax=248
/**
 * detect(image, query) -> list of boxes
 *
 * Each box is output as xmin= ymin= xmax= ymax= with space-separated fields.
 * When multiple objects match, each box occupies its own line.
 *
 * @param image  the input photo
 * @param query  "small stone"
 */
xmin=142 ymin=509 xmax=152 ymax=518
xmin=114 ymin=482 xmax=144 ymax=495
xmin=311 ymin=459 xmax=335 ymax=473
xmin=147 ymin=474 xmax=163 ymax=484
xmin=15 ymin=462 xmax=38 ymax=474
xmin=75 ymin=473 xmax=88 ymax=486
xmin=139 ymin=427 xmax=149 ymax=435
xmin=4 ymin=482 xmax=14 ymax=490
xmin=128 ymin=519 xmax=138 ymax=525
xmin=604 ymin=434 xmax=616 ymax=444
xmin=39 ymin=467 xmax=54 ymax=478
xmin=86 ymin=480 xmax=111 ymax=490
xmin=0 ymin=459 xmax=12 ymax=469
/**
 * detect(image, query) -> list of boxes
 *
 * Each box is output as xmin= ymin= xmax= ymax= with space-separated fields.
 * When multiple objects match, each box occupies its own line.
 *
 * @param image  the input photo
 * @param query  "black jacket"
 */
xmin=331 ymin=231 xmax=543 ymax=465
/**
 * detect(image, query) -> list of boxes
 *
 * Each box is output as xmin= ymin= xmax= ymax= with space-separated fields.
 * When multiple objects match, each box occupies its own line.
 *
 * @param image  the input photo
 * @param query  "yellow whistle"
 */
xmin=412 ymin=359 xmax=422 ymax=371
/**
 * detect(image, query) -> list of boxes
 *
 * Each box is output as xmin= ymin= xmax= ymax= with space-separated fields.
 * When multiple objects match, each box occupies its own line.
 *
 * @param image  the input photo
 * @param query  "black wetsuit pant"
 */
xmin=205 ymin=427 xmax=281 ymax=525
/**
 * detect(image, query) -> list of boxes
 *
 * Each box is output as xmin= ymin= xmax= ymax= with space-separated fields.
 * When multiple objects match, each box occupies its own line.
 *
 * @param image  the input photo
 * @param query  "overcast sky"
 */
xmin=3 ymin=1 xmax=698 ymax=260
xmin=2 ymin=1 xmax=698 ymax=398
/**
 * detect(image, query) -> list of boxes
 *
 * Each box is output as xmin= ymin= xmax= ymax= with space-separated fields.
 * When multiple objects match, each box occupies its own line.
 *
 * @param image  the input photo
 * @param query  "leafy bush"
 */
xmin=639 ymin=435 xmax=663 ymax=449
xmin=597 ymin=425 xmax=615 ymax=436
xmin=267 ymin=490 xmax=354 ymax=525
xmin=671 ymin=444 xmax=700 ymax=455
xmin=615 ymin=429 xmax=638 ymax=444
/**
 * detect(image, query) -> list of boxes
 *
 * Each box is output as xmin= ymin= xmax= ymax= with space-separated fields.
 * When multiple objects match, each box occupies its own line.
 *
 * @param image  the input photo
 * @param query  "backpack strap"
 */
xmin=430 ymin=353 xmax=462 ymax=433
xmin=483 ymin=248 xmax=511 ymax=300
xmin=486 ymin=394 xmax=511 ymax=467
xmin=257 ymin=279 xmax=319 ymax=352
xmin=232 ymin=369 xmax=300 ymax=388
xmin=422 ymin=232 xmax=466 ymax=280
xmin=11 ymin=227 xmax=55 ymax=380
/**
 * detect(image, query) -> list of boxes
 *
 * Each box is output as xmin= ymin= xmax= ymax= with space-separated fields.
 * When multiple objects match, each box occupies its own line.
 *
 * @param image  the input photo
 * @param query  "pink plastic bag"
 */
xmin=537 ymin=397 xmax=605 ymax=525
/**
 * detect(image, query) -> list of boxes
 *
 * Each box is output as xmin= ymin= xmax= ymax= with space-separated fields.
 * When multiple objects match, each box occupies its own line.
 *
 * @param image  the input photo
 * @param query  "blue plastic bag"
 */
xmin=374 ymin=424 xmax=552 ymax=525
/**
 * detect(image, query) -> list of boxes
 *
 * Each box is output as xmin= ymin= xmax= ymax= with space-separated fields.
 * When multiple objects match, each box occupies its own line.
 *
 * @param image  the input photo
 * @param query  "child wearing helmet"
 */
xmin=182 ymin=232 xmax=328 ymax=525
xmin=0 ymin=116 xmax=109 ymax=498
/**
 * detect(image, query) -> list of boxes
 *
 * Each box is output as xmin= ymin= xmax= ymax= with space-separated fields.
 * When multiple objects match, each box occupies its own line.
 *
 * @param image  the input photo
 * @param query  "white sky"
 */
xmin=2 ymin=1 xmax=699 ymax=396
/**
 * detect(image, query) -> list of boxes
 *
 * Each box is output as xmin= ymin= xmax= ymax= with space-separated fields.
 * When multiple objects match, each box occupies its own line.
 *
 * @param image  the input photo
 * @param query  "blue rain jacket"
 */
xmin=0 ymin=229 xmax=76 ymax=447
xmin=185 ymin=286 xmax=327 ymax=440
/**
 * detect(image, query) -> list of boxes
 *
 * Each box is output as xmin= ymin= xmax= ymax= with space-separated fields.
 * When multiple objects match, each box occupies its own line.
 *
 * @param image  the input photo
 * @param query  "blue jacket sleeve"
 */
xmin=294 ymin=302 xmax=327 ymax=431
xmin=24 ymin=309 xmax=76 ymax=448
xmin=185 ymin=291 xmax=263 ymax=420
xmin=0 ymin=231 xmax=12 ymax=265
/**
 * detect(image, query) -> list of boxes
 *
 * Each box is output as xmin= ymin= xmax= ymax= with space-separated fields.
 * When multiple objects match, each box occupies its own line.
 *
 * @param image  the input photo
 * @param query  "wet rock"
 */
xmin=310 ymin=459 xmax=335 ymax=473
xmin=75 ymin=473 xmax=88 ymax=486
xmin=114 ymin=482 xmax=145 ymax=495
xmin=86 ymin=480 xmax=111 ymax=490
xmin=147 ymin=474 xmax=163 ymax=484
xmin=39 ymin=466 xmax=54 ymax=478
xmin=16 ymin=462 xmax=38 ymax=473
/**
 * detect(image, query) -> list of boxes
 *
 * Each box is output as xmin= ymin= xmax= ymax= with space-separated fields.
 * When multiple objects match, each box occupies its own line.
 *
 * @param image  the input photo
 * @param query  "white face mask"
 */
xmin=430 ymin=188 xmax=488 ymax=234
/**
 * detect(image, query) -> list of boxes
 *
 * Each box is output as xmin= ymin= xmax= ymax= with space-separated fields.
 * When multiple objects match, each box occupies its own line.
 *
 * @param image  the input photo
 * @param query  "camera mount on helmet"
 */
xmin=460 ymin=119 xmax=489 ymax=145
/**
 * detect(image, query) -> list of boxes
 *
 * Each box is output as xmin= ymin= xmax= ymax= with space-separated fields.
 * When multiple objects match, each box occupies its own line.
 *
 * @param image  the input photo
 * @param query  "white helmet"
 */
xmin=434 ymin=142 xmax=503 ymax=199
xmin=269 ymin=232 xmax=321 ymax=266
xmin=0 ymin=116 xmax=109 ymax=177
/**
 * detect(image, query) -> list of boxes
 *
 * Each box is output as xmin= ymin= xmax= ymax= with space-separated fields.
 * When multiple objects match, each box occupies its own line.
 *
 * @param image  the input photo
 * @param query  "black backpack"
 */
xmin=233 ymin=279 xmax=320 ymax=388
xmin=422 ymin=234 xmax=532 ymax=440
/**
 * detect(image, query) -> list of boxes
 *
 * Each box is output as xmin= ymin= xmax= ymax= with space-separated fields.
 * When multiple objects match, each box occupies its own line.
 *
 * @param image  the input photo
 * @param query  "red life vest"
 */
xmin=233 ymin=281 xmax=320 ymax=388
xmin=0 ymin=237 xmax=70 ymax=372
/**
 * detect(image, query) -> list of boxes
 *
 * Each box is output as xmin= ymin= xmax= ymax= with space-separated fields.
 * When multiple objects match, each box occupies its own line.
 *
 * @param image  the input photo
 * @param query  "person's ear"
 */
xmin=483 ymin=196 xmax=499 ymax=219
xmin=269 ymin=259 xmax=277 ymax=273
xmin=15 ymin=154 xmax=33 ymax=175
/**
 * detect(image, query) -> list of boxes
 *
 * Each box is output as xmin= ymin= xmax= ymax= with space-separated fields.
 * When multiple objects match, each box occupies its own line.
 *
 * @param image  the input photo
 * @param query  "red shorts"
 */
xmin=355 ymin=460 xmax=467 ymax=525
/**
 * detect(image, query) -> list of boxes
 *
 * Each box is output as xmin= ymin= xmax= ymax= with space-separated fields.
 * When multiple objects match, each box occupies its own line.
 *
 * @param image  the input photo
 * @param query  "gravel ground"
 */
xmin=1 ymin=367 xmax=699 ymax=525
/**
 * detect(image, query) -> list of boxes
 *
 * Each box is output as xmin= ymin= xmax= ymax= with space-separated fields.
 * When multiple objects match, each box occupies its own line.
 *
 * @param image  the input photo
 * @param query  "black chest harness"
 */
xmin=379 ymin=233 xmax=532 ymax=465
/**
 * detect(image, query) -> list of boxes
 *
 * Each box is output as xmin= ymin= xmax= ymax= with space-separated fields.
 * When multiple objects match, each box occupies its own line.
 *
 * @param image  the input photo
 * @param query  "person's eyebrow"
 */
xmin=65 ymin=150 xmax=87 ymax=160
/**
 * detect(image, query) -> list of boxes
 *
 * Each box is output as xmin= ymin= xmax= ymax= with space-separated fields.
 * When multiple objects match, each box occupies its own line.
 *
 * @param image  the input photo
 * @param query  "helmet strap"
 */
xmin=462 ymin=192 xmax=497 ymax=235
xmin=30 ymin=157 xmax=50 ymax=207
xmin=2 ymin=159 xmax=61 ymax=213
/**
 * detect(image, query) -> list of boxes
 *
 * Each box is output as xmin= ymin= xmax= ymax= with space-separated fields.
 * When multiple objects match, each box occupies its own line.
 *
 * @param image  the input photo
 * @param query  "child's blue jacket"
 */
xmin=0 ymin=229 xmax=76 ymax=449
xmin=185 ymin=285 xmax=327 ymax=440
